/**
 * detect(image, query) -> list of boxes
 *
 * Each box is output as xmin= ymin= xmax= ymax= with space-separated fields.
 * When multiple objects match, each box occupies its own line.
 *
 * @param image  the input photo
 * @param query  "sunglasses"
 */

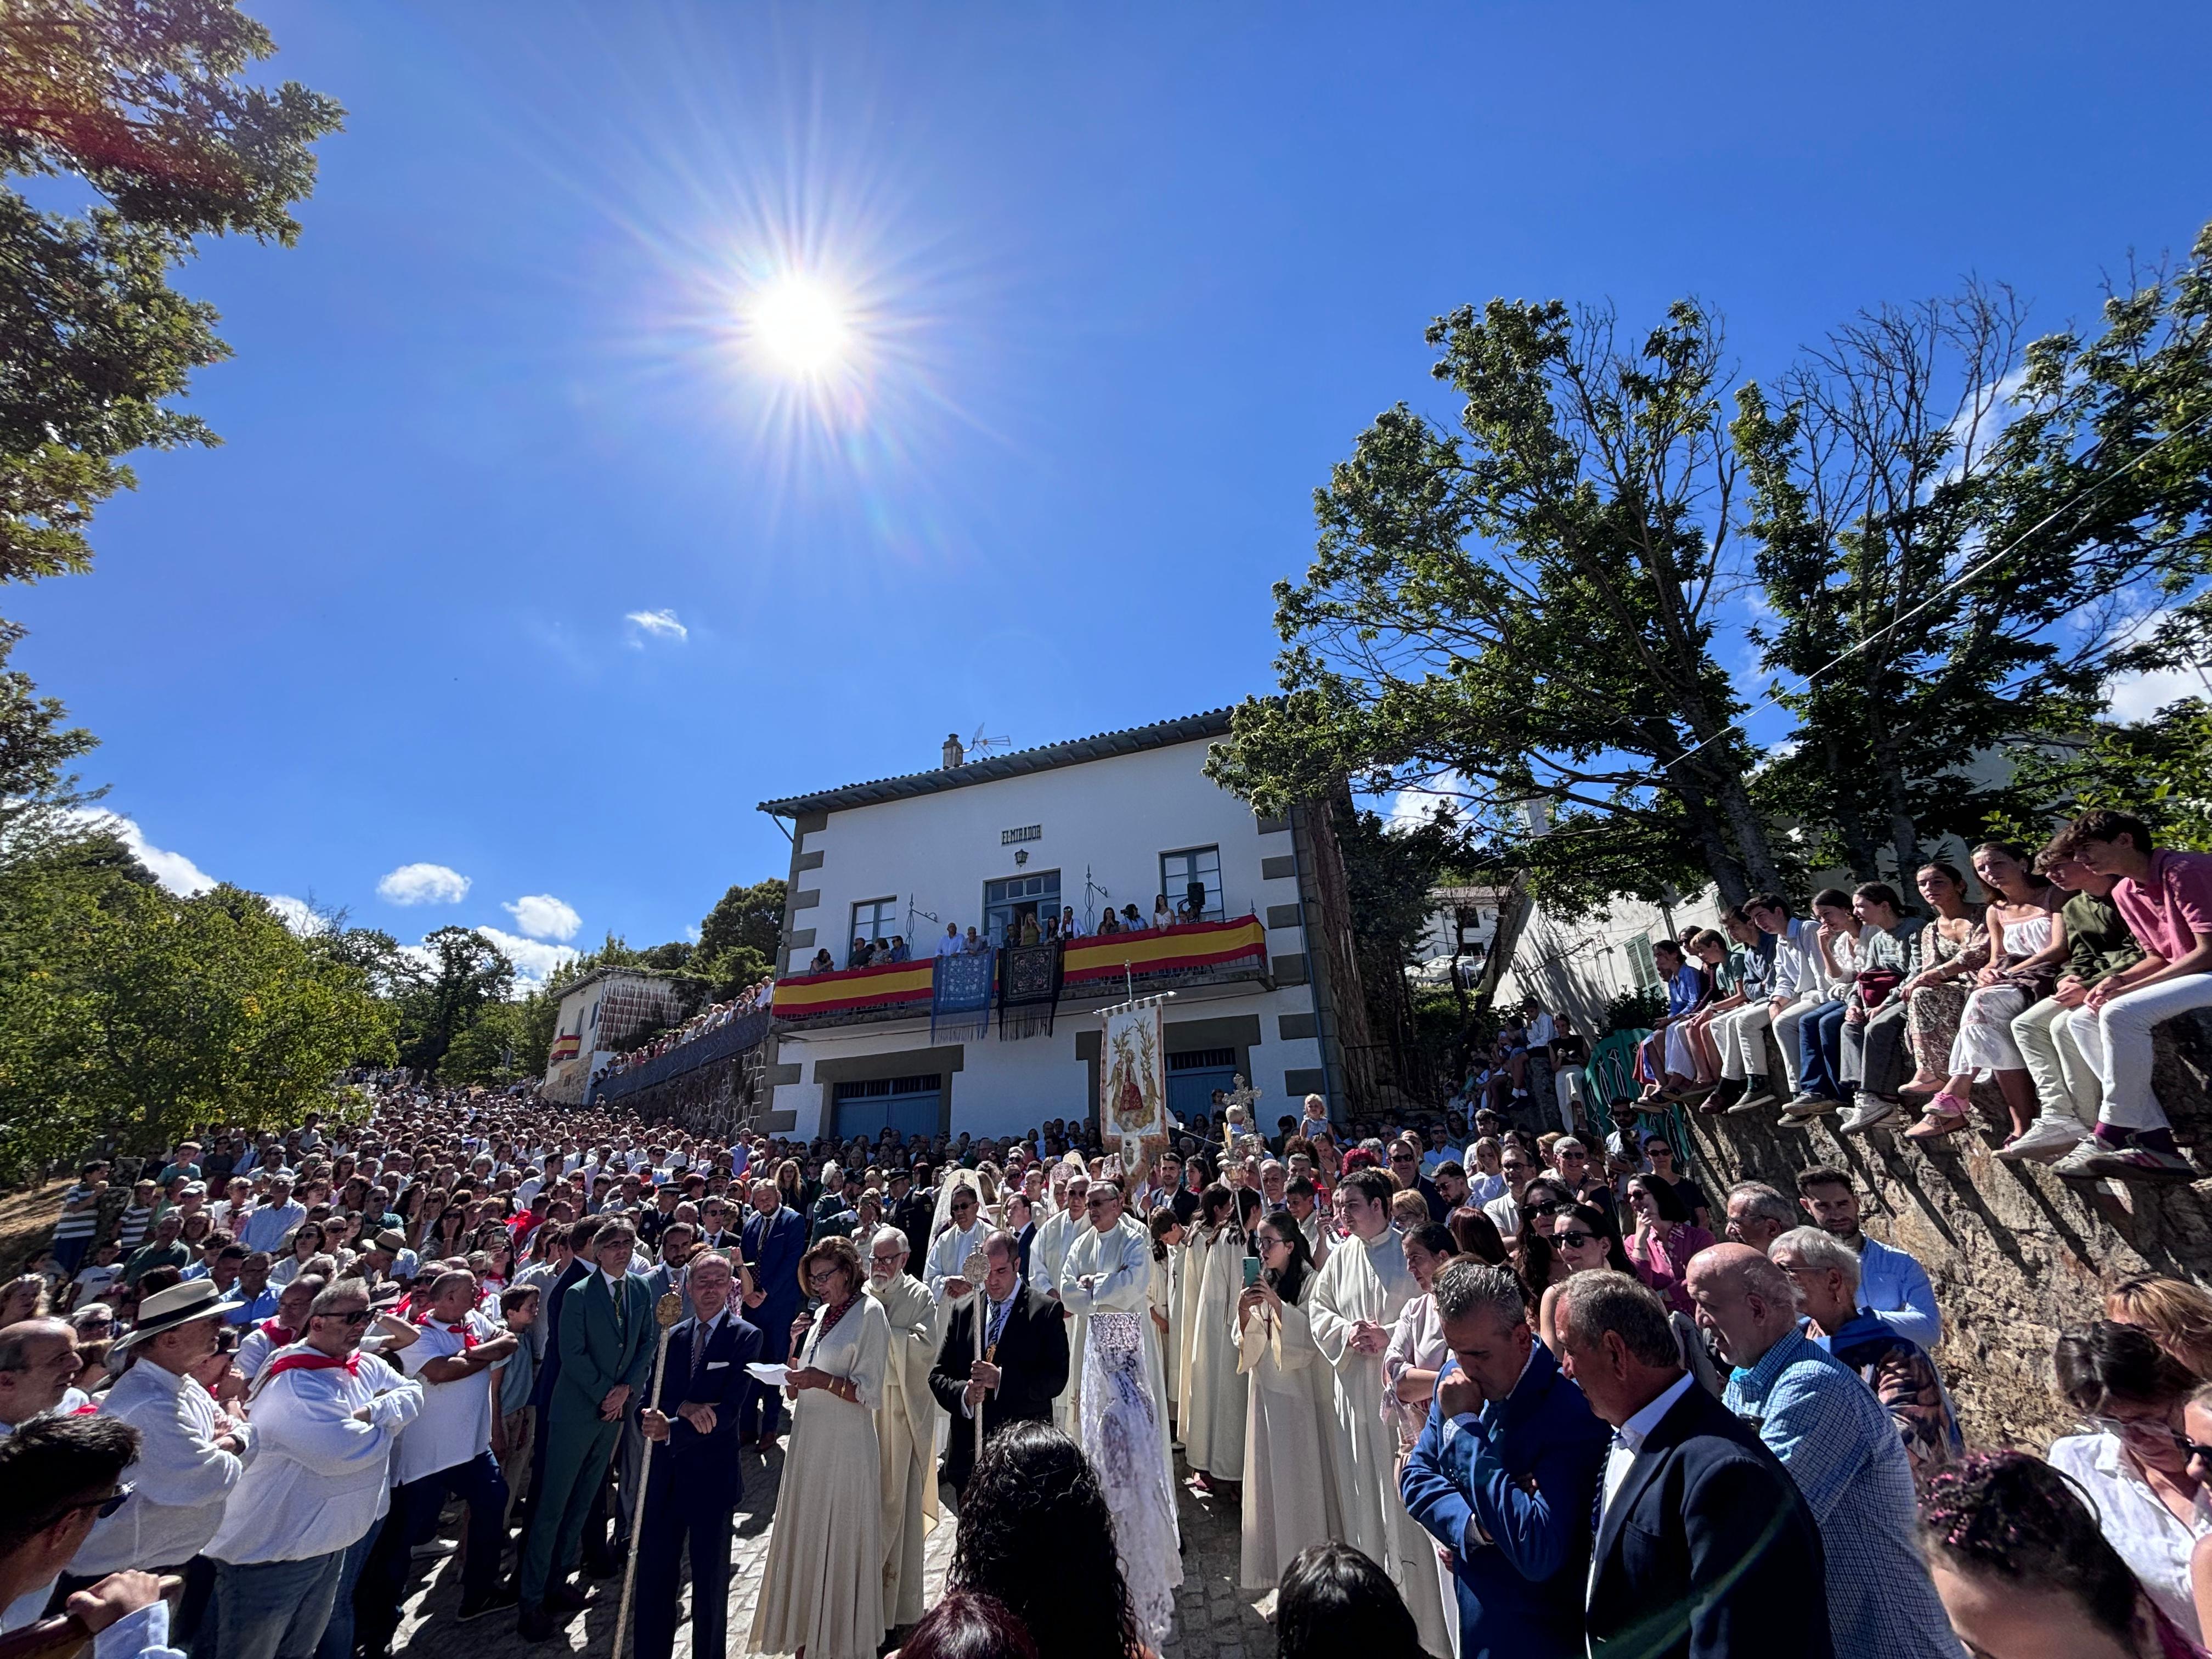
xmin=55 ymin=1484 xmax=133 ymax=1522
xmin=1555 ymin=1231 xmax=1599 ymax=1251
xmin=1525 ymin=1201 xmax=1560 ymax=1217
xmin=326 ymin=1308 xmax=373 ymax=1327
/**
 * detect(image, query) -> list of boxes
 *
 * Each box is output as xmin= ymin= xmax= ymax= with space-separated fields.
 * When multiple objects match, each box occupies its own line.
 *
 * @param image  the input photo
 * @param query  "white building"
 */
xmin=539 ymin=967 xmax=691 ymax=1105
xmin=754 ymin=710 xmax=1351 ymax=1143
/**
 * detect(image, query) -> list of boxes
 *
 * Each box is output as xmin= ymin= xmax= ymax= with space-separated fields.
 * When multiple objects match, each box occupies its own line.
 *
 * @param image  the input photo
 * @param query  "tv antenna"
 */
xmin=967 ymin=723 xmax=1013 ymax=758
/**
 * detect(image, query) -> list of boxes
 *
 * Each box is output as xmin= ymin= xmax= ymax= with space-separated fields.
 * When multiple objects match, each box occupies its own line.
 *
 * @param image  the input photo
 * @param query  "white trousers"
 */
xmin=2070 ymin=975 xmax=2212 ymax=1131
xmin=2010 ymin=997 xmax=2100 ymax=1124
xmin=1711 ymin=1003 xmax=1771 ymax=1082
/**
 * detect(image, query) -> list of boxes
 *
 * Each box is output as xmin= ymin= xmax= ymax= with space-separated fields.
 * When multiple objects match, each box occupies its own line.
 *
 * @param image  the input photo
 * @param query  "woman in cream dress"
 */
xmin=1237 ymin=1207 xmax=1340 ymax=1588
xmin=1182 ymin=1184 xmax=1251 ymax=1493
xmin=748 ymin=1235 xmax=892 ymax=1659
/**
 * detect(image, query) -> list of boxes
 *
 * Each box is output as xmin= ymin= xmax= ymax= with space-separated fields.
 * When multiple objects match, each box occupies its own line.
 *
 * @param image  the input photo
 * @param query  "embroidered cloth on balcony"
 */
xmin=998 ymin=941 xmax=1064 ymax=1040
xmin=1059 ymin=915 xmax=1267 ymax=987
xmin=931 ymin=949 xmax=996 ymax=1041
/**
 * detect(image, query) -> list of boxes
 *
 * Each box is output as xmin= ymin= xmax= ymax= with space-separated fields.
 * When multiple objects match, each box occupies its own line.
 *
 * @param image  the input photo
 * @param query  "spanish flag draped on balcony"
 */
xmin=1060 ymin=914 xmax=1266 ymax=986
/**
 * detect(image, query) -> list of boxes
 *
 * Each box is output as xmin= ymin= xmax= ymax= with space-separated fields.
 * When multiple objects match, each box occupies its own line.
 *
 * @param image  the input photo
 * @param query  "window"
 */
xmin=851 ymin=897 xmax=897 ymax=949
xmin=983 ymin=871 xmax=1061 ymax=946
xmin=1160 ymin=845 xmax=1223 ymax=923
xmin=1627 ymin=934 xmax=1661 ymax=989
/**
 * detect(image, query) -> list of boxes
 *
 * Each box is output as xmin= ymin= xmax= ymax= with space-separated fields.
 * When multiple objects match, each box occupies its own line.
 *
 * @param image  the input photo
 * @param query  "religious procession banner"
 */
xmin=771 ymin=957 xmax=935 ymax=1020
xmin=1060 ymin=915 xmax=1266 ymax=988
xmin=998 ymin=940 xmax=1064 ymax=1040
xmin=931 ymin=949 xmax=996 ymax=1041
xmin=1102 ymin=1000 xmax=1168 ymax=1142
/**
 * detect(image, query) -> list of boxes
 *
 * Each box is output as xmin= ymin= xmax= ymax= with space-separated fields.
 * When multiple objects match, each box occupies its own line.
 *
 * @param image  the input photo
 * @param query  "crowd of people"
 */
xmin=2 ymin=799 xmax=2210 ymax=1659
xmin=591 ymin=977 xmax=777 ymax=1087
xmin=819 ymin=895 xmax=1226 ymax=974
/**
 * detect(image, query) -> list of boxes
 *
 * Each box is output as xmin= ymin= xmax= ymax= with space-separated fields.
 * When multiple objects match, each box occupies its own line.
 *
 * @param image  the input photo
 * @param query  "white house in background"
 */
xmin=753 ymin=710 xmax=1350 ymax=1143
xmin=540 ymin=967 xmax=689 ymax=1105
xmin=1412 ymin=883 xmax=1513 ymax=986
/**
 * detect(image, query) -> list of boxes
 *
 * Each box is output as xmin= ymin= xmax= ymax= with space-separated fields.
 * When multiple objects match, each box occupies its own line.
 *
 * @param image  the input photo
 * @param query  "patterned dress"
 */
xmin=1905 ymin=912 xmax=1987 ymax=1077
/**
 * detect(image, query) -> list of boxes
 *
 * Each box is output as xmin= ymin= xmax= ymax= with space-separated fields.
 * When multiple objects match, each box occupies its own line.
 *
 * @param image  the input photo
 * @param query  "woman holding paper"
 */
xmin=747 ymin=1235 xmax=892 ymax=1659
xmin=1236 ymin=1207 xmax=1339 ymax=1589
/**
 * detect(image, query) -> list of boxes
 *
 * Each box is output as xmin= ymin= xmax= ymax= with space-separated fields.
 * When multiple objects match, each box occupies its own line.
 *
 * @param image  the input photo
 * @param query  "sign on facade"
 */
xmin=1001 ymin=824 xmax=1042 ymax=845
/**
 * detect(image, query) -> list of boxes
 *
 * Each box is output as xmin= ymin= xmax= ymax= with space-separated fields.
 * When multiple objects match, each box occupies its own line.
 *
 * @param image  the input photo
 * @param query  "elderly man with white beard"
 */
xmin=865 ymin=1226 xmax=939 ymax=1636
xmin=1029 ymin=1165 xmax=1090 ymax=1432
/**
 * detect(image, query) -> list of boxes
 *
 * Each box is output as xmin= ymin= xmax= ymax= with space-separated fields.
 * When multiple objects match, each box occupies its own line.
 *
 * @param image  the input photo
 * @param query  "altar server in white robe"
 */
xmin=865 ymin=1226 xmax=939 ymax=1632
xmin=1174 ymin=1199 xmax=1205 ymax=1421
xmin=1235 ymin=1207 xmax=1339 ymax=1589
xmin=1029 ymin=1167 xmax=1090 ymax=1432
xmin=1182 ymin=1186 xmax=1252 ymax=1491
xmin=1059 ymin=1182 xmax=1177 ymax=1499
xmin=1146 ymin=1209 xmax=1182 ymax=1417
xmin=1308 ymin=1166 xmax=1448 ymax=1655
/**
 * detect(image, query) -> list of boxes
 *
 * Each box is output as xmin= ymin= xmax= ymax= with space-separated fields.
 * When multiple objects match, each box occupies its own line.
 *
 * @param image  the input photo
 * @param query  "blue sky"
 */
xmin=15 ymin=2 xmax=2212 ymax=979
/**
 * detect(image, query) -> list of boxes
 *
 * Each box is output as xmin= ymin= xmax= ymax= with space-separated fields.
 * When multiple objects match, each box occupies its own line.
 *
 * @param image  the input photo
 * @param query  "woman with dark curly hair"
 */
xmin=898 ymin=1590 xmax=1039 ymax=1659
xmin=1274 ymin=1542 xmax=1422 ymax=1659
xmin=1919 ymin=1451 xmax=2203 ymax=1659
xmin=950 ymin=1420 xmax=1148 ymax=1659
xmin=746 ymin=1233 xmax=891 ymax=1659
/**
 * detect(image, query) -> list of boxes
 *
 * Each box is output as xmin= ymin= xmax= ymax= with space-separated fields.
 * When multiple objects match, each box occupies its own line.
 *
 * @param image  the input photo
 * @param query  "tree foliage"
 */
xmin=1206 ymin=298 xmax=1780 ymax=905
xmin=390 ymin=926 xmax=513 ymax=1077
xmin=696 ymin=876 xmax=785 ymax=991
xmin=0 ymin=0 xmax=343 ymax=581
xmin=0 ymin=831 xmax=393 ymax=1173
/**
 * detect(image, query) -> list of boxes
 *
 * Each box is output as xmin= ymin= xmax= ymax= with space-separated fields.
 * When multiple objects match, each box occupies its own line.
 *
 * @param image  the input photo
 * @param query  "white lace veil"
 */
xmin=928 ymin=1165 xmax=988 ymax=1254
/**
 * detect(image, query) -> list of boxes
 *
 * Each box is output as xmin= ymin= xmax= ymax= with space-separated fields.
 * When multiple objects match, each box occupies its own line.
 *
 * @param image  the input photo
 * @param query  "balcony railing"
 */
xmin=772 ymin=913 xmax=1271 ymax=1029
xmin=589 ymin=1007 xmax=774 ymax=1104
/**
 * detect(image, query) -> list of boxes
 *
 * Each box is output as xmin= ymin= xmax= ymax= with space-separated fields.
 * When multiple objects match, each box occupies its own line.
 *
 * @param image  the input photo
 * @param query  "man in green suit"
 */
xmin=518 ymin=1217 xmax=657 ymax=1640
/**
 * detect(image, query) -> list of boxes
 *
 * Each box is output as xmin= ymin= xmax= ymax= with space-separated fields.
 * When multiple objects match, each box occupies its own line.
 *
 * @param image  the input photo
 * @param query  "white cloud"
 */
xmin=59 ymin=809 xmax=215 ymax=895
xmin=2106 ymin=664 xmax=2210 ymax=724
xmin=377 ymin=862 xmax=471 ymax=906
xmin=265 ymin=894 xmax=327 ymax=935
xmin=504 ymin=893 xmax=582 ymax=941
xmin=473 ymin=926 xmax=581 ymax=988
xmin=625 ymin=608 xmax=689 ymax=644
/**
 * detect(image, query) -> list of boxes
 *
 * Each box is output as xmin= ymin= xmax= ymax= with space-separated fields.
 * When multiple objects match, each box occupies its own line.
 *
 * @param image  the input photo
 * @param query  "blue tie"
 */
xmin=986 ymin=1293 xmax=1012 ymax=1351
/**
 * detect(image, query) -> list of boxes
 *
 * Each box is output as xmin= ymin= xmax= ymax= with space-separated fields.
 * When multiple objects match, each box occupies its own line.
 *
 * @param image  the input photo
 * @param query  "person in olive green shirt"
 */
xmin=2000 ymin=845 xmax=2144 ymax=1161
xmin=119 ymin=1209 xmax=191 ymax=1286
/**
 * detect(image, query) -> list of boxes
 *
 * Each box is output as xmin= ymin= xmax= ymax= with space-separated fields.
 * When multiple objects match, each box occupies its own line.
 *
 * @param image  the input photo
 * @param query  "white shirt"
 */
xmin=1527 ymin=1012 xmax=1558 ymax=1046
xmin=74 ymin=1358 xmax=253 ymax=1575
xmin=1421 ymin=1146 xmax=1461 ymax=1176
xmin=2051 ymin=1432 xmax=2212 ymax=1641
xmin=1466 ymin=1171 xmax=1508 ymax=1207
xmin=1591 ymin=1370 xmax=1698 ymax=1607
xmin=394 ymin=1311 xmax=496 ymax=1485
xmin=207 ymin=1346 xmax=421 ymax=1564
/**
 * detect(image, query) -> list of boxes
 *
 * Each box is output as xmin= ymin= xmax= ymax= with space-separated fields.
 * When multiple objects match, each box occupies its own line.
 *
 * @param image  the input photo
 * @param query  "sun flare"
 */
xmin=747 ymin=275 xmax=853 ymax=376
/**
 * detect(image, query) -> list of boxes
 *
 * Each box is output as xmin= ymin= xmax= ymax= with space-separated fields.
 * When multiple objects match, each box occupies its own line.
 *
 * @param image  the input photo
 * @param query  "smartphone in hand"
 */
xmin=1242 ymin=1256 xmax=1262 ymax=1289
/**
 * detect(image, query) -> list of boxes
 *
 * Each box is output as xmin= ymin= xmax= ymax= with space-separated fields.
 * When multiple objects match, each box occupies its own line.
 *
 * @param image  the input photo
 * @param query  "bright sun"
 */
xmin=748 ymin=275 xmax=853 ymax=376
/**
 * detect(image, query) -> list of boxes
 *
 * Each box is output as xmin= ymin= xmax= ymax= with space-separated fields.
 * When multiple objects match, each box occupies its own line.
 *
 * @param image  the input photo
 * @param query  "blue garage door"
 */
xmin=1165 ymin=1047 xmax=1238 ymax=1126
xmin=832 ymin=1074 xmax=942 ymax=1140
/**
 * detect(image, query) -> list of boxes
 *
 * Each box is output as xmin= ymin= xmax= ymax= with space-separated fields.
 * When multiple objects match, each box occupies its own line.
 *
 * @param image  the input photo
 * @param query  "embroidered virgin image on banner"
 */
xmin=1102 ymin=1001 xmax=1167 ymax=1142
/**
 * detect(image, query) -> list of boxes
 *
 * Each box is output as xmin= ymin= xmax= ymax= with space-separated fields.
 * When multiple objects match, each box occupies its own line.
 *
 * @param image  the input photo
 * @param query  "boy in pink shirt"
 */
xmin=2051 ymin=809 xmax=2212 ymax=1182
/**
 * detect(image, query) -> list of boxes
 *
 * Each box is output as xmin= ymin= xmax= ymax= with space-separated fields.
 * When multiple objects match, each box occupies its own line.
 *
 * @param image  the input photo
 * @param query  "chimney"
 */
xmin=943 ymin=732 xmax=965 ymax=769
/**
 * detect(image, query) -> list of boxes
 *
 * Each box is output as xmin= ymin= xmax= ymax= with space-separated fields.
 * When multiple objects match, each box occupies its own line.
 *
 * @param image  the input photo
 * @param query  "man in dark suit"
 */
xmin=634 ymin=1251 xmax=760 ymax=1659
xmin=1554 ymin=1272 xmax=1831 ymax=1659
xmin=1403 ymin=1261 xmax=1611 ymax=1659
xmin=738 ymin=1177 xmax=808 ymax=1445
xmin=928 ymin=1228 xmax=1069 ymax=1497
xmin=888 ymin=1168 xmax=933 ymax=1279
xmin=519 ymin=1218 xmax=657 ymax=1640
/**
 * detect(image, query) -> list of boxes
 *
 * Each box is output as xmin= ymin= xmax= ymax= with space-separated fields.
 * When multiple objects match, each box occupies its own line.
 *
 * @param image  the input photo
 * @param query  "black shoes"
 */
xmin=458 ymin=1584 xmax=520 ymax=1623
xmin=546 ymin=1581 xmax=597 ymax=1612
xmin=516 ymin=1604 xmax=556 ymax=1643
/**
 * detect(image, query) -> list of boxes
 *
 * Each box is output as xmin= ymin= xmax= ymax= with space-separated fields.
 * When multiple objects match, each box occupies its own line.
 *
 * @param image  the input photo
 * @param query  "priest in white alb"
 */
xmin=924 ymin=1175 xmax=991 ymax=1309
xmin=865 ymin=1226 xmax=939 ymax=1634
xmin=1028 ymin=1164 xmax=1090 ymax=1432
xmin=1307 ymin=1166 xmax=1450 ymax=1655
xmin=1058 ymin=1180 xmax=1181 ymax=1647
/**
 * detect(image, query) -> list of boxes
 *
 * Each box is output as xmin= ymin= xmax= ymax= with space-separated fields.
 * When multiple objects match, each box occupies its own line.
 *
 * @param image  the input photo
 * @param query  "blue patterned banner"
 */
xmin=930 ymin=949 xmax=995 ymax=1041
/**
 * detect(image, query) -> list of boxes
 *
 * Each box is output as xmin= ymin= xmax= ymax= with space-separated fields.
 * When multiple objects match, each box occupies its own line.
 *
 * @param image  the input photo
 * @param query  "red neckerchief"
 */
xmin=258 ymin=1318 xmax=297 ymax=1342
xmin=444 ymin=1321 xmax=478 ymax=1350
xmin=263 ymin=1349 xmax=361 ymax=1382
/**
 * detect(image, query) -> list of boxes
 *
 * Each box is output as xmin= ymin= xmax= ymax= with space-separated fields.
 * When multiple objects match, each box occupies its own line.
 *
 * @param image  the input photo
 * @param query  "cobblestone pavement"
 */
xmin=395 ymin=1439 xmax=1274 ymax=1659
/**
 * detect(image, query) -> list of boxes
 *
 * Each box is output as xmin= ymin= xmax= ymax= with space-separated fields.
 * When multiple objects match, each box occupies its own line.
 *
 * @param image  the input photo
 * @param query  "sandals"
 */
xmin=1901 ymin=1091 xmax=1973 ymax=1142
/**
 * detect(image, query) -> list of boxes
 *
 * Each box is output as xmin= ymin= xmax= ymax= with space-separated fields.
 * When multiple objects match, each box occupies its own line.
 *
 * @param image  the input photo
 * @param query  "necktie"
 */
xmin=690 ymin=1317 xmax=710 ymax=1385
xmin=986 ymin=1293 xmax=1012 ymax=1352
xmin=610 ymin=1278 xmax=626 ymax=1340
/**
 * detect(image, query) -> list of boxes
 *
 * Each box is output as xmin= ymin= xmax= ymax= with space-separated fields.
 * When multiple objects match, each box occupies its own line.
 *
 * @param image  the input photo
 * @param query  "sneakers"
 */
xmin=459 ymin=1585 xmax=521 ymax=1623
xmin=1838 ymin=1098 xmax=1899 ymax=1133
xmin=1730 ymin=1081 xmax=1776 ymax=1115
xmin=2081 ymin=1144 xmax=2198 ymax=1184
xmin=1994 ymin=1116 xmax=2090 ymax=1163
xmin=1782 ymin=1094 xmax=1843 ymax=1120
xmin=2050 ymin=1139 xmax=2111 ymax=1180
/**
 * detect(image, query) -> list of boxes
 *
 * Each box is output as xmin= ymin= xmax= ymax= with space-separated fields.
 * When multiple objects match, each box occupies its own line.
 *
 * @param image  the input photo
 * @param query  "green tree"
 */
xmin=696 ymin=877 xmax=785 ymax=991
xmin=391 ymin=927 xmax=513 ymax=1077
xmin=0 ymin=0 xmax=343 ymax=580
xmin=1734 ymin=231 xmax=2212 ymax=880
xmin=1207 ymin=298 xmax=1780 ymax=906
xmin=0 ymin=841 xmax=393 ymax=1171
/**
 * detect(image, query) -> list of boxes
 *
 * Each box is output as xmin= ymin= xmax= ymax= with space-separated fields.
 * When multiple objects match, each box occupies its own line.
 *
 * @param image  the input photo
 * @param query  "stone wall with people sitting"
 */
xmin=1680 ymin=1017 xmax=2212 ymax=1448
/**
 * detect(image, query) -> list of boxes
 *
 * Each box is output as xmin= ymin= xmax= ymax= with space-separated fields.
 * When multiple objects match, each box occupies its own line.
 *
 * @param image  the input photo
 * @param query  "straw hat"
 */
xmin=111 ymin=1280 xmax=225 ymax=1353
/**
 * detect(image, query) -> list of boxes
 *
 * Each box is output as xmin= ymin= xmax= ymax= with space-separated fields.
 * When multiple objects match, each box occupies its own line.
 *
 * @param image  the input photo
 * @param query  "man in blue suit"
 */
xmin=1554 ymin=1271 xmax=1831 ymax=1659
xmin=1403 ymin=1261 xmax=1611 ymax=1659
xmin=739 ymin=1176 xmax=808 ymax=1444
xmin=634 ymin=1251 xmax=760 ymax=1659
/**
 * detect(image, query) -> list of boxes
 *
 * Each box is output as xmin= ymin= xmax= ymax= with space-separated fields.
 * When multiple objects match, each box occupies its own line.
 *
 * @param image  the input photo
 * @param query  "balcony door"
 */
xmin=984 ymin=870 xmax=1061 ymax=946
xmin=1166 ymin=1046 xmax=1239 ymax=1124
xmin=831 ymin=1074 xmax=942 ymax=1139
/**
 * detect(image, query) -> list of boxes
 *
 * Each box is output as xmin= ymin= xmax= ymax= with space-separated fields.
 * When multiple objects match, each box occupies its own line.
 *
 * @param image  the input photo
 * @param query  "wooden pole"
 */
xmin=964 ymin=1244 xmax=990 ymax=1468
xmin=614 ymin=1290 xmax=685 ymax=1658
